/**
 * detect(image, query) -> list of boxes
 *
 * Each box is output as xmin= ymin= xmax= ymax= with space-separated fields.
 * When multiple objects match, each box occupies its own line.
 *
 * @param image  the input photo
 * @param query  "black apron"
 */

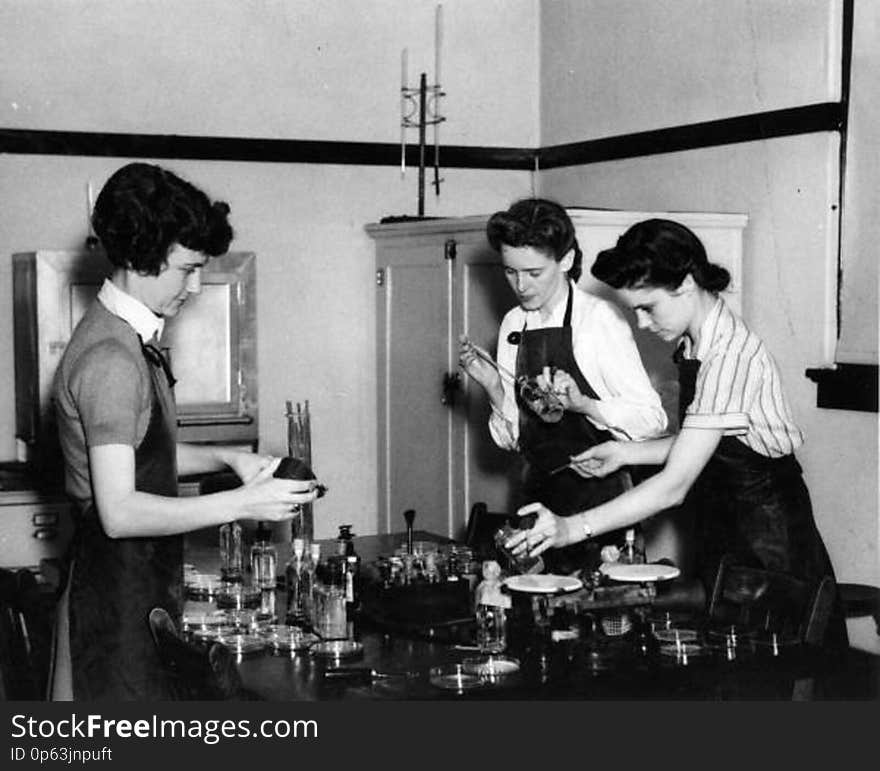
xmin=676 ymin=349 xmax=847 ymax=647
xmin=515 ymin=285 xmax=631 ymax=573
xmin=67 ymin=337 xmax=182 ymax=700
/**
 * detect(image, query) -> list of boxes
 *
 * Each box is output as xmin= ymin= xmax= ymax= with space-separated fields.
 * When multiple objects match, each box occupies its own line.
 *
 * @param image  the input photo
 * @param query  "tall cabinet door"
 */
xmin=375 ymin=236 xmax=455 ymax=536
xmin=452 ymin=233 xmax=519 ymax=525
xmin=370 ymin=217 xmax=516 ymax=538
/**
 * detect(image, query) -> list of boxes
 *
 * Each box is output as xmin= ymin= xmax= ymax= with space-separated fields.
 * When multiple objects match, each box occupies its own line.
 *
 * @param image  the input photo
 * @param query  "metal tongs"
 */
xmin=323 ymin=667 xmax=415 ymax=684
xmin=460 ymin=338 xmax=564 ymax=423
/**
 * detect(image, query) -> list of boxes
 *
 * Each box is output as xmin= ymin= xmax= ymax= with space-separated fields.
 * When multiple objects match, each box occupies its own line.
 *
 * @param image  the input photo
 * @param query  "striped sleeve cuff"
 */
xmin=682 ymin=412 xmax=749 ymax=435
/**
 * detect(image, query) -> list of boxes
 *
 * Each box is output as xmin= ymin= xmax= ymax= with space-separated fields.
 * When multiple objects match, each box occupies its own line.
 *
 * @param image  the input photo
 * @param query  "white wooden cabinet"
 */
xmin=12 ymin=250 xmax=259 ymax=473
xmin=367 ymin=209 xmax=747 ymax=547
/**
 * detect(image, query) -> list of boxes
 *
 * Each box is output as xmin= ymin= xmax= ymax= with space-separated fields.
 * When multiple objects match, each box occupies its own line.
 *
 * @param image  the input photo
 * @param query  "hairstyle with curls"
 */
xmin=486 ymin=198 xmax=583 ymax=282
xmin=591 ymin=218 xmax=730 ymax=292
xmin=92 ymin=162 xmax=234 ymax=275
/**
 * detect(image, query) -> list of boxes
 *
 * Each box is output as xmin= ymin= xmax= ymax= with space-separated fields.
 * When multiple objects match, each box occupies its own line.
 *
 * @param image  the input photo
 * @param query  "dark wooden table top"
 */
xmin=184 ymin=529 xmax=879 ymax=701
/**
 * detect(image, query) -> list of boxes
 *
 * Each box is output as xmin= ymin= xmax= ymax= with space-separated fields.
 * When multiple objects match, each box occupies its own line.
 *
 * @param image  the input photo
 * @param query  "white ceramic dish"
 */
xmin=598 ymin=563 xmax=681 ymax=583
xmin=503 ymin=574 xmax=583 ymax=594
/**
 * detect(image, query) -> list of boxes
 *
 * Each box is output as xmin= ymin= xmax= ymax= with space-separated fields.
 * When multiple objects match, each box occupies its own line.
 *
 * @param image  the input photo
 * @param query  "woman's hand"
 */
xmin=458 ymin=335 xmax=502 ymax=397
xmin=504 ymin=502 xmax=581 ymax=558
xmin=226 ymin=451 xmax=278 ymax=484
xmin=236 ymin=462 xmax=318 ymax=522
xmin=535 ymin=367 xmax=594 ymax=415
xmin=569 ymin=441 xmax=626 ymax=478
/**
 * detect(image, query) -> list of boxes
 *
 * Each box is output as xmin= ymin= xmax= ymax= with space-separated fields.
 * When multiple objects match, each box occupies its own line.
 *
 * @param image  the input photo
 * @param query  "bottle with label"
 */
xmin=219 ymin=521 xmax=243 ymax=583
xmin=474 ymin=560 xmax=510 ymax=654
xmin=285 ymin=537 xmax=306 ymax=626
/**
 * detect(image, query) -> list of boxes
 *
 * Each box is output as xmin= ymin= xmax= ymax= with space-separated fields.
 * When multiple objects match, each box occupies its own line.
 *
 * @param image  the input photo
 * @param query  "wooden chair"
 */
xmin=0 ymin=567 xmax=53 ymax=700
xmin=837 ymin=582 xmax=880 ymax=635
xmin=147 ymin=607 xmax=253 ymax=700
xmin=708 ymin=555 xmax=836 ymax=647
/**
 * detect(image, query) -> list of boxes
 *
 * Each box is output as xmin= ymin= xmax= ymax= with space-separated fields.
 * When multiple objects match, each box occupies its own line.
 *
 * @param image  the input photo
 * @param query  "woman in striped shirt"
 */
xmin=506 ymin=219 xmax=842 ymax=625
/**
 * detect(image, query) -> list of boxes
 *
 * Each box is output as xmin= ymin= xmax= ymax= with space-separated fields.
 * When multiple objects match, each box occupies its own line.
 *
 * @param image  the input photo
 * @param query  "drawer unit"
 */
xmin=0 ymin=490 xmax=74 ymax=570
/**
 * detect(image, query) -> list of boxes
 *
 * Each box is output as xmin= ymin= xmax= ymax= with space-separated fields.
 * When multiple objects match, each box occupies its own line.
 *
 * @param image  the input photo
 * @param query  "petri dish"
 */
xmin=653 ymin=628 xmax=699 ymax=644
xmin=309 ymin=639 xmax=364 ymax=661
xmin=429 ymin=663 xmax=483 ymax=693
xmin=260 ymin=624 xmax=319 ymax=653
xmin=217 ymin=633 xmax=268 ymax=657
xmin=462 ymin=655 xmax=520 ymax=684
xmin=658 ymin=642 xmax=708 ymax=666
xmin=185 ymin=572 xmax=223 ymax=601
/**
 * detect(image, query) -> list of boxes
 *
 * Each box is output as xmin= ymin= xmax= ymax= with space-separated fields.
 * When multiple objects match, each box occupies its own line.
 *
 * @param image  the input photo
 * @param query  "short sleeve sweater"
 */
xmin=53 ymin=301 xmax=154 ymax=510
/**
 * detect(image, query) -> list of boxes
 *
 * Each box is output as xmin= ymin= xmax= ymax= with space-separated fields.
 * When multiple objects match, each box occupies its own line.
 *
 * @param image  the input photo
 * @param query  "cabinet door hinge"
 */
xmin=376 ymin=268 xmax=385 ymax=287
xmin=444 ymin=239 xmax=457 ymax=261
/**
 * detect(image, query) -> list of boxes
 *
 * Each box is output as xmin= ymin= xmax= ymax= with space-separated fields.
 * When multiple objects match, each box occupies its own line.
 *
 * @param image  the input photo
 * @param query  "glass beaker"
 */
xmin=475 ymin=604 xmax=507 ymax=654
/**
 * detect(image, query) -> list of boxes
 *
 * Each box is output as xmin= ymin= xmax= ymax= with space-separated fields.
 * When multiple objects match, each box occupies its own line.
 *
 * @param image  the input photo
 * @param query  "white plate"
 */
xmin=599 ymin=563 xmax=681 ymax=583
xmin=503 ymin=574 xmax=583 ymax=594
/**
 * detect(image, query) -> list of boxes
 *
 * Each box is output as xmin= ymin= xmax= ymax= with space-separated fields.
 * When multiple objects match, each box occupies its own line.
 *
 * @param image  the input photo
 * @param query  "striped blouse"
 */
xmin=680 ymin=297 xmax=804 ymax=458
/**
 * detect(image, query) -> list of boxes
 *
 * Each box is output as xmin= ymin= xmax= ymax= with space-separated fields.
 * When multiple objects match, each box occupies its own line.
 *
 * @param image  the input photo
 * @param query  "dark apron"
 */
xmin=515 ymin=285 xmax=631 ymax=573
xmin=67 ymin=338 xmax=182 ymax=700
xmin=677 ymin=352 xmax=847 ymax=647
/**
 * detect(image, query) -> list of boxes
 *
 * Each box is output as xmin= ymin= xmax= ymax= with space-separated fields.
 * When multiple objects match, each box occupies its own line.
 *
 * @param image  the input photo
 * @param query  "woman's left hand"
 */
xmin=535 ymin=367 xmax=590 ymax=414
xmin=227 ymin=452 xmax=279 ymax=485
xmin=504 ymin=502 xmax=579 ymax=558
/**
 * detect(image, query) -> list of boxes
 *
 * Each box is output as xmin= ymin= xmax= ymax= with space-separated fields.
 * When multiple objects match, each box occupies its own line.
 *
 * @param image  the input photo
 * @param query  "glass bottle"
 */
xmin=303 ymin=542 xmax=321 ymax=630
xmin=250 ymin=523 xmax=277 ymax=622
xmin=250 ymin=523 xmax=278 ymax=590
xmin=619 ymin=529 xmax=646 ymax=565
xmin=474 ymin=560 xmax=510 ymax=654
xmin=493 ymin=524 xmax=544 ymax=575
xmin=219 ymin=521 xmax=243 ymax=583
xmin=285 ymin=537 xmax=306 ymax=626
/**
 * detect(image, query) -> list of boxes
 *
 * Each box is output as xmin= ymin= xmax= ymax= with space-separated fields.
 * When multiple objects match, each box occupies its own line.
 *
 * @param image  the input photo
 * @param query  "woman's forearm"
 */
xmin=96 ymin=487 xmax=249 ymax=538
xmin=620 ymin=435 xmax=676 ymax=466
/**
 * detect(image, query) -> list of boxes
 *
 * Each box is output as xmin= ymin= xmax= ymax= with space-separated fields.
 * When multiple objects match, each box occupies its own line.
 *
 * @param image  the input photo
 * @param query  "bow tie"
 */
xmin=140 ymin=336 xmax=177 ymax=389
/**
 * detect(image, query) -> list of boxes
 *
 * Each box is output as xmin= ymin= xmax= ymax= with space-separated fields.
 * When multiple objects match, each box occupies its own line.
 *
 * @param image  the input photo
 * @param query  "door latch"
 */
xmin=441 ymin=372 xmax=462 ymax=406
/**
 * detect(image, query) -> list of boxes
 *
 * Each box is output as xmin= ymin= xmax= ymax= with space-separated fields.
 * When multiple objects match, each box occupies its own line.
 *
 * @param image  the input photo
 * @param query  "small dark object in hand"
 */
xmin=273 ymin=456 xmax=327 ymax=498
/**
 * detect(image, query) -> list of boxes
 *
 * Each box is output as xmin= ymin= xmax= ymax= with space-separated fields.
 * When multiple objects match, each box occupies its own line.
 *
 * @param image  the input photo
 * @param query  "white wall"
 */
xmin=0 ymin=0 xmax=539 ymax=540
xmin=540 ymin=0 xmax=840 ymax=143
xmin=539 ymin=0 xmax=878 ymax=651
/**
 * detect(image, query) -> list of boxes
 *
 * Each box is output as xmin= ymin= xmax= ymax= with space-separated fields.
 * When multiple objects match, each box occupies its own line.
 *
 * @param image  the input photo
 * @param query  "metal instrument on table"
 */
xmin=323 ymin=667 xmax=415 ymax=684
xmin=403 ymin=508 xmax=415 ymax=554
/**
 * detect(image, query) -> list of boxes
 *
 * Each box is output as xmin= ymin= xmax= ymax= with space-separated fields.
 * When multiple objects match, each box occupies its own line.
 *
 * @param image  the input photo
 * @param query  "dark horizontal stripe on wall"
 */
xmin=0 ymin=102 xmax=841 ymax=170
xmin=538 ymin=103 xmax=844 ymax=169
xmin=0 ymin=128 xmax=535 ymax=170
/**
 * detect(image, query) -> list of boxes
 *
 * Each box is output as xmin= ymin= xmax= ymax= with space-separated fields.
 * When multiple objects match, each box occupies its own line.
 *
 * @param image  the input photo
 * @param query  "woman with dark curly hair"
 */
xmin=459 ymin=199 xmax=666 ymax=572
xmin=505 ymin=218 xmax=845 ymax=644
xmin=50 ymin=163 xmax=319 ymax=700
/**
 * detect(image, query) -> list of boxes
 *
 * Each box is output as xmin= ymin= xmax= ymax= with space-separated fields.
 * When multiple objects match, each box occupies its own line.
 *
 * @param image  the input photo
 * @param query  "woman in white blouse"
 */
xmin=459 ymin=199 xmax=666 ymax=571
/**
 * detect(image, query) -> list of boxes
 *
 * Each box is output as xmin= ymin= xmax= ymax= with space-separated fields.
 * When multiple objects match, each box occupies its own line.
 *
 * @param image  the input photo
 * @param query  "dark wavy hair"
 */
xmin=486 ymin=198 xmax=583 ymax=282
xmin=92 ymin=162 xmax=233 ymax=275
xmin=591 ymin=218 xmax=730 ymax=292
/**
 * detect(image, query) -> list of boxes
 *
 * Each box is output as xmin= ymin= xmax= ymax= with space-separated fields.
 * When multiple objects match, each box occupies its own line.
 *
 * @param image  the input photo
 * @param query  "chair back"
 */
xmin=464 ymin=502 xmax=514 ymax=561
xmin=708 ymin=555 xmax=836 ymax=647
xmin=147 ymin=607 xmax=245 ymax=700
xmin=0 ymin=567 xmax=53 ymax=700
